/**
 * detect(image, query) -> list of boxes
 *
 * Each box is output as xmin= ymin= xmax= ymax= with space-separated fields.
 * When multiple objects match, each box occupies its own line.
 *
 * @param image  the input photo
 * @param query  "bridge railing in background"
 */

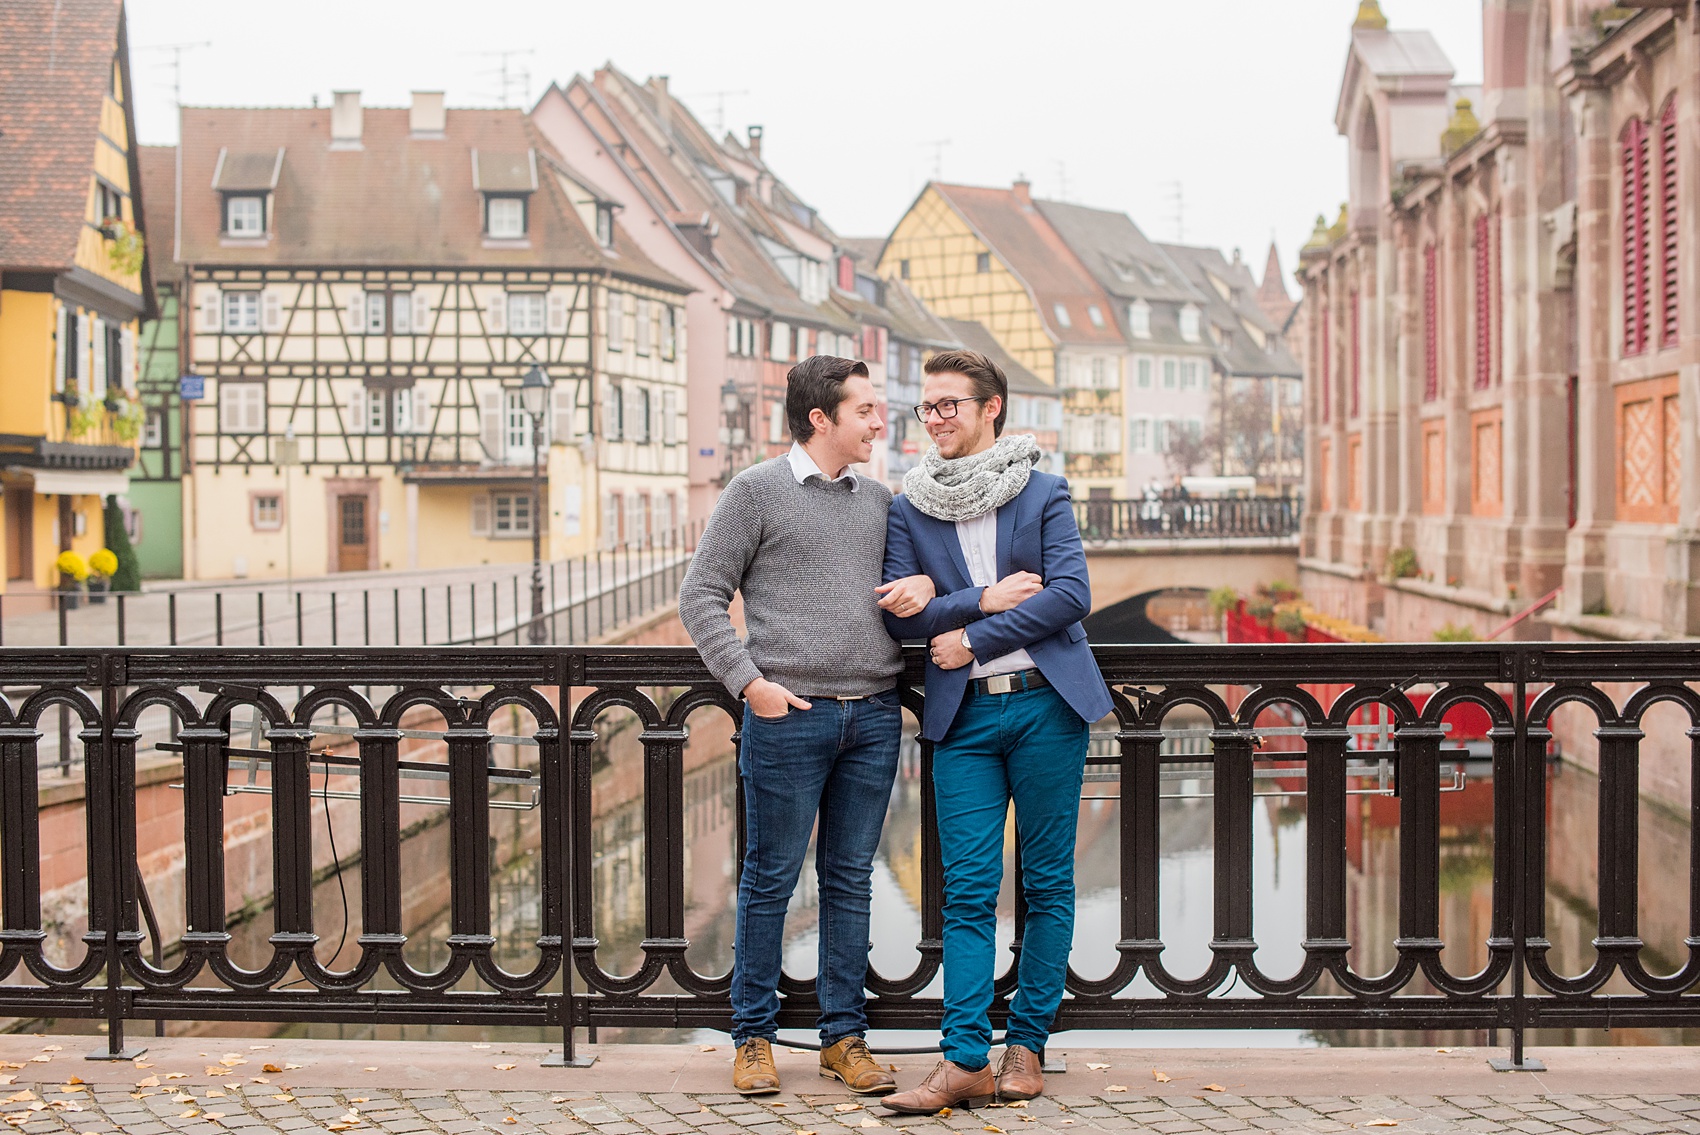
xmin=1 ymin=640 xmax=1694 ymax=1069
xmin=1074 ymin=495 xmax=1302 ymax=542
xmin=0 ymin=524 xmax=699 ymax=649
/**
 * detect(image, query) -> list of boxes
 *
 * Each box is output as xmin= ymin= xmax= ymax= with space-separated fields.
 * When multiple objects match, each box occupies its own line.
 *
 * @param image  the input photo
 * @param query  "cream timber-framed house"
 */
xmin=172 ymin=92 xmax=690 ymax=579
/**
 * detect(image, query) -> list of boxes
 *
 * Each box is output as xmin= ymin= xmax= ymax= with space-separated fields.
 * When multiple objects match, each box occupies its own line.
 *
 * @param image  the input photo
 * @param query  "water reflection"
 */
xmin=86 ymin=701 xmax=1700 ymax=1048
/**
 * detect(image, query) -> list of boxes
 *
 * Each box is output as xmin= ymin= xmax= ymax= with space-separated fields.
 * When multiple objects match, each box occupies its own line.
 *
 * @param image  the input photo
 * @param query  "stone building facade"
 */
xmin=1299 ymin=0 xmax=1700 ymax=642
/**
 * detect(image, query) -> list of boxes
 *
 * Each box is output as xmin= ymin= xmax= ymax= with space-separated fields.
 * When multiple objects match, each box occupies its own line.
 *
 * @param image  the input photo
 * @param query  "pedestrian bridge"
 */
xmin=1071 ymin=497 xmax=1301 ymax=611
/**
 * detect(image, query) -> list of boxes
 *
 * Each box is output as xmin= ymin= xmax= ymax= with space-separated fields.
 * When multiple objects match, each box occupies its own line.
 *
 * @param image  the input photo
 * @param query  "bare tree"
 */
xmin=1203 ymin=380 xmax=1287 ymax=481
xmin=1163 ymin=421 xmax=1211 ymax=478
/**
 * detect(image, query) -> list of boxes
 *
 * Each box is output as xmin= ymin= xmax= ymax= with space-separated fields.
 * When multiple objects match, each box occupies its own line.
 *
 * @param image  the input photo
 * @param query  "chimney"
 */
xmin=1012 ymin=178 xmax=1032 ymax=207
xmin=654 ymin=75 xmax=671 ymax=132
xmin=747 ymin=125 xmax=763 ymax=159
xmin=410 ymin=90 xmax=446 ymax=137
xmin=330 ymin=90 xmax=363 ymax=149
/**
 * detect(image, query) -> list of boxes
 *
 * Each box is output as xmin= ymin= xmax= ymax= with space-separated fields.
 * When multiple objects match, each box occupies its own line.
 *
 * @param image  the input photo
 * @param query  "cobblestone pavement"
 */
xmin=5 ymin=1077 xmax=1700 ymax=1135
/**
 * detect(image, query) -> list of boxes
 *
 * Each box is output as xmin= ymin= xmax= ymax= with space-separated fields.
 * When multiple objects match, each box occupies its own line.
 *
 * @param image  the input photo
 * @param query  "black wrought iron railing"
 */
xmin=0 ymin=641 xmax=1695 ymax=1069
xmin=1073 ymin=496 xmax=1301 ymax=543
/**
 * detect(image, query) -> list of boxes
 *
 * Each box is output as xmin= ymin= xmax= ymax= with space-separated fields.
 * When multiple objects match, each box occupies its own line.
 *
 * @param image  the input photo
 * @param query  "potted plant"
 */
xmin=86 ymin=548 xmax=118 ymax=604
xmin=55 ymin=550 xmax=89 ymax=610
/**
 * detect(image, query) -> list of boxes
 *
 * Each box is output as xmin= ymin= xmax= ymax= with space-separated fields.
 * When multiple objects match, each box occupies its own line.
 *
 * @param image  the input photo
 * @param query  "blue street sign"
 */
xmin=699 ymin=448 xmax=715 ymax=457
xmin=179 ymin=374 xmax=205 ymax=400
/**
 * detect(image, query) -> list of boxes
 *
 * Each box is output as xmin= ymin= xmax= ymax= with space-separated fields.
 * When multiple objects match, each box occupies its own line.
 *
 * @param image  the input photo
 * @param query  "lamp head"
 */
xmin=520 ymin=365 xmax=551 ymax=416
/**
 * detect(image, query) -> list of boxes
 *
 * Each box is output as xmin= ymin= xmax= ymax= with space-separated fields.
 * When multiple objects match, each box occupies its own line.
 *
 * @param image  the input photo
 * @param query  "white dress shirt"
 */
xmin=955 ymin=508 xmax=1035 ymax=678
xmin=787 ymin=442 xmax=859 ymax=490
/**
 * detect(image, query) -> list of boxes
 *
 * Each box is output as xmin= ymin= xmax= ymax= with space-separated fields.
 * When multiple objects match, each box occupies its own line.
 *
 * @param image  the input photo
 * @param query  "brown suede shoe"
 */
xmin=819 ymin=1036 xmax=897 ymax=1095
xmin=995 ymin=1045 xmax=1043 ymax=1101
xmin=881 ymin=1059 xmax=996 ymax=1114
xmin=732 ymin=1038 xmax=780 ymax=1096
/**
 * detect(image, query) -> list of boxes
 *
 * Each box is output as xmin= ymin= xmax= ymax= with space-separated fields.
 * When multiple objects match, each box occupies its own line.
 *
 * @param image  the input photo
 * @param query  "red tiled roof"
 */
xmin=138 ymin=145 xmax=177 ymax=286
xmin=174 ymin=104 xmax=686 ymax=289
xmin=0 ymin=0 xmax=126 ymax=271
xmin=931 ymin=183 xmax=1125 ymax=347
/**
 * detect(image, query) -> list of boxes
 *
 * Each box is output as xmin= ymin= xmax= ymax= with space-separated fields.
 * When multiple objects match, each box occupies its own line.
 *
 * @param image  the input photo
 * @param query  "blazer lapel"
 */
xmin=996 ymin=496 xmax=1018 ymax=579
xmin=927 ymin=508 xmax=974 ymax=589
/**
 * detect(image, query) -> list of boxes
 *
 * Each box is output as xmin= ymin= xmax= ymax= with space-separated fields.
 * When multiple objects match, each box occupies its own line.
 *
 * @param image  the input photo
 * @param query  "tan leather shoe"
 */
xmin=819 ymin=1036 xmax=896 ymax=1095
xmin=995 ymin=1045 xmax=1043 ymax=1101
xmin=881 ymin=1059 xmax=995 ymax=1114
xmin=732 ymin=1037 xmax=780 ymax=1096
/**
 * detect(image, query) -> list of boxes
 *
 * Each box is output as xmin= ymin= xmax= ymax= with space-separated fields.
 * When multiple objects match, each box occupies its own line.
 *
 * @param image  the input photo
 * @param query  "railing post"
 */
xmin=87 ymin=652 xmax=145 ymax=1060
xmin=1491 ymin=647 xmax=1545 ymax=1072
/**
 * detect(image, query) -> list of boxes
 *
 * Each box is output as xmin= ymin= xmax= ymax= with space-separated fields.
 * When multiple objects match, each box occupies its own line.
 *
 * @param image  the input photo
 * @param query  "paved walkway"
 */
xmin=0 ymin=1039 xmax=1697 ymax=1135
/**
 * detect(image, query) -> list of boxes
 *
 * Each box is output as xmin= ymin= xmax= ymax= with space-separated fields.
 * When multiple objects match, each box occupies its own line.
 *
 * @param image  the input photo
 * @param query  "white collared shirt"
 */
xmin=787 ymin=442 xmax=859 ymax=490
xmin=955 ymin=508 xmax=1036 ymax=678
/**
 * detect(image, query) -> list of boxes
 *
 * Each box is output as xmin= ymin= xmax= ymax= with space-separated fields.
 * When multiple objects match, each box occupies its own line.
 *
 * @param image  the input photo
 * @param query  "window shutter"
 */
xmin=470 ymin=494 xmax=491 ymax=537
xmin=92 ymin=319 xmax=107 ymax=395
xmin=552 ymin=382 xmax=575 ymax=442
xmin=1661 ymin=100 xmax=1680 ymax=348
xmin=485 ymin=291 xmax=507 ymax=334
xmin=412 ymin=289 xmax=433 ymax=336
xmin=1423 ymin=243 xmax=1439 ymax=401
xmin=1320 ymin=291 xmax=1331 ymax=423
xmin=1474 ymin=214 xmax=1492 ymax=387
xmin=392 ymin=293 xmax=412 ymax=335
xmin=262 ymin=288 xmax=284 ymax=333
xmin=346 ymin=385 xmax=367 ymax=435
xmin=547 ymin=289 xmax=569 ymax=334
xmin=345 ymin=289 xmax=365 ymax=336
xmin=605 ymin=384 xmax=622 ymax=439
xmin=393 ymin=388 xmax=412 ymax=434
xmin=247 ymin=384 xmax=267 ymax=433
xmin=76 ymin=316 xmax=91 ymax=394
xmin=54 ymin=307 xmax=68 ymax=392
xmin=197 ymin=286 xmax=220 ymax=333
xmin=412 ymin=385 xmax=432 ymax=433
xmin=662 ymin=388 xmax=677 ymax=444
xmin=480 ymin=388 xmax=503 ymax=458
xmin=726 ymin=316 xmax=738 ymax=355
xmin=1624 ymin=118 xmax=1654 ymax=356
xmin=120 ymin=326 xmax=136 ymax=391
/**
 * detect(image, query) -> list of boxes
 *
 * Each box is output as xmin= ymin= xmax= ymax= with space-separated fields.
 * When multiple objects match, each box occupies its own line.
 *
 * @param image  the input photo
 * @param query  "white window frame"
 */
xmin=223 ymin=291 xmax=260 ymax=333
xmin=508 ymin=292 xmax=546 ymax=336
xmin=1128 ymin=301 xmax=1152 ymax=339
xmin=1130 ymin=417 xmax=1151 ymax=453
xmin=1163 ymin=359 xmax=1178 ymax=389
xmin=220 ymin=382 xmax=266 ymax=434
xmin=1179 ymin=305 xmax=1202 ymax=343
xmin=143 ymin=408 xmax=165 ymax=449
xmin=1053 ymin=302 xmax=1072 ymax=329
xmin=1087 ymin=305 xmax=1105 ymax=328
xmin=226 ymin=195 xmax=264 ymax=236
xmin=491 ymin=491 xmax=535 ymax=537
xmin=770 ymin=321 xmax=791 ymax=362
xmin=251 ymin=494 xmax=283 ymax=531
xmin=364 ymin=291 xmax=387 ymax=336
xmin=1137 ymin=357 xmax=1153 ymax=388
xmin=487 ymin=196 xmax=525 ymax=238
xmin=605 ymin=290 xmax=624 ymax=351
xmin=366 ymin=388 xmax=388 ymax=434
xmin=1183 ymin=360 xmax=1201 ymax=389
xmin=504 ymin=389 xmax=536 ymax=458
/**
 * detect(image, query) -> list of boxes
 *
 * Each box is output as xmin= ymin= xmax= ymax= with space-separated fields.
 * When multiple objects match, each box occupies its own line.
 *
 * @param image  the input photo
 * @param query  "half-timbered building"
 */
xmin=0 ymin=0 xmax=151 ymax=597
xmin=172 ymin=92 xmax=690 ymax=580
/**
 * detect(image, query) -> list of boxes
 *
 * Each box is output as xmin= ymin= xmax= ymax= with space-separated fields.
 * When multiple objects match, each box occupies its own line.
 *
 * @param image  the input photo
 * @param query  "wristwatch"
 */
xmin=959 ymin=629 xmax=972 ymax=655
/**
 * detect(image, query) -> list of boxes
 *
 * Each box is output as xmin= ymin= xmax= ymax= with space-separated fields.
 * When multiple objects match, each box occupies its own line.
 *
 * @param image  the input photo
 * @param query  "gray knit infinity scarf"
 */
xmin=902 ymin=433 xmax=1041 ymax=522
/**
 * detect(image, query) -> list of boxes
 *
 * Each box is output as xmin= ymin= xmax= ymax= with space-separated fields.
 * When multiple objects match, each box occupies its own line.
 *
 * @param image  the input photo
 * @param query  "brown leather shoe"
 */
xmin=819 ymin=1036 xmax=897 ymax=1095
xmin=995 ymin=1045 xmax=1043 ymax=1101
xmin=732 ymin=1037 xmax=780 ymax=1096
xmin=881 ymin=1059 xmax=995 ymax=1114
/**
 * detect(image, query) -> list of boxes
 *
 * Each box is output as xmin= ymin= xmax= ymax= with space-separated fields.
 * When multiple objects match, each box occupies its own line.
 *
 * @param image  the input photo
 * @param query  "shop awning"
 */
xmin=12 ymin=468 xmax=131 ymax=496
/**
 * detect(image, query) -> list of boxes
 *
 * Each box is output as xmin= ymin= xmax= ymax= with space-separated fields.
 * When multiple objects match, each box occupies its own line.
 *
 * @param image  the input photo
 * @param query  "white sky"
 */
xmin=126 ymin=0 xmax=1484 ymax=291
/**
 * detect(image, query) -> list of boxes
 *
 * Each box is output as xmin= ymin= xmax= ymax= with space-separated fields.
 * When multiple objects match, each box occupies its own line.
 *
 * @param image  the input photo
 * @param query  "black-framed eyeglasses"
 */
xmin=914 ymin=396 xmax=987 ymax=423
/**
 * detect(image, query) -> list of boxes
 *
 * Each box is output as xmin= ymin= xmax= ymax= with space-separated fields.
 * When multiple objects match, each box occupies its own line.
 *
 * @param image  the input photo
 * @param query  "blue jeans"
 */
xmin=732 ymin=690 xmax=901 ymax=1045
xmin=932 ymin=684 xmax=1087 ymax=1069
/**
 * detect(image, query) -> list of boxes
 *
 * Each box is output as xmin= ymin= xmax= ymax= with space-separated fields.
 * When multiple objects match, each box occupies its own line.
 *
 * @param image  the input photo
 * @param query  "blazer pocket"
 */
xmin=1067 ymin=623 xmax=1087 ymax=642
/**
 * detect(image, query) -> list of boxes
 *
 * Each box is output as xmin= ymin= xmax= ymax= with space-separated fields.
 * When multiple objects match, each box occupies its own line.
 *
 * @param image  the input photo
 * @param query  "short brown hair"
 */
xmin=924 ymin=349 xmax=1008 ymax=436
xmin=786 ymin=354 xmax=870 ymax=442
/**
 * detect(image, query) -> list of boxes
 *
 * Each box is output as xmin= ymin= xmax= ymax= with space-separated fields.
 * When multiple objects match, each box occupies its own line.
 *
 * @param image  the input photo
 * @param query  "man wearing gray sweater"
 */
xmin=679 ymin=355 xmax=934 ymax=1098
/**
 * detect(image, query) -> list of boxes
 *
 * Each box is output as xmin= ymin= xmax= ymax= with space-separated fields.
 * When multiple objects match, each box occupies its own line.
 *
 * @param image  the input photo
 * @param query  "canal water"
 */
xmin=109 ymin=693 xmax=1689 ymax=1053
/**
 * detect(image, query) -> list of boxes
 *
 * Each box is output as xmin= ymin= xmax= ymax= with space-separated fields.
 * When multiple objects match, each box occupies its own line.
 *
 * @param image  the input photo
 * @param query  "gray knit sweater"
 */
xmin=678 ymin=456 xmax=902 ymax=698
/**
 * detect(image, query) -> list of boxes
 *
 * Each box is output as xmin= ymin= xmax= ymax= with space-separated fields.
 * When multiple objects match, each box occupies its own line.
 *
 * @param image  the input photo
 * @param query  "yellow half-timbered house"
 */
xmin=0 ymin=0 xmax=151 ymax=596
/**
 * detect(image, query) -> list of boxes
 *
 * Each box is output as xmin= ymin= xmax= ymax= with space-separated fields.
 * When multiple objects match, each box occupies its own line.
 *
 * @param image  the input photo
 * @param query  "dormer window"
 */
xmin=486 ymin=195 xmax=526 ymax=238
xmin=1087 ymin=305 xmax=1105 ymax=328
xmin=595 ymin=205 xmax=614 ymax=249
xmin=212 ymin=147 xmax=284 ymax=238
xmin=1179 ymin=305 xmax=1202 ymax=343
xmin=226 ymin=195 xmax=264 ymax=236
xmin=1128 ymin=301 xmax=1152 ymax=339
xmin=1053 ymin=303 xmax=1072 ymax=329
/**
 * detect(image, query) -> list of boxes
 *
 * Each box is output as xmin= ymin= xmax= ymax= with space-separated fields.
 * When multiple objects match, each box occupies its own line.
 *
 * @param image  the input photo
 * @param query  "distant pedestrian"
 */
xmin=679 ymin=355 xmax=933 ymax=1098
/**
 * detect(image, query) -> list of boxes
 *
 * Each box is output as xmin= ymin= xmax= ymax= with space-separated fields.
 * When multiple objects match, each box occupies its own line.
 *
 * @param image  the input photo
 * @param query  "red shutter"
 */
xmin=1320 ymin=287 xmax=1331 ymax=424
xmin=1474 ymin=213 xmax=1491 ymax=389
xmin=1349 ymin=289 xmax=1361 ymax=417
xmin=1624 ymin=118 xmax=1652 ymax=355
xmin=1492 ymin=209 xmax=1504 ymax=384
xmin=1423 ymin=243 xmax=1439 ymax=402
xmin=1661 ymin=100 xmax=1679 ymax=348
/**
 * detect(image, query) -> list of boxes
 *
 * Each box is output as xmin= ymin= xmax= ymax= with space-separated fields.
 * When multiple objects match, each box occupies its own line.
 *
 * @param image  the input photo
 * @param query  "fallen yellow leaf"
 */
xmin=834 ymin=1103 xmax=863 ymax=1113
xmin=982 ymin=1126 xmax=1002 ymax=1134
xmin=63 ymin=1077 xmax=83 ymax=1087
xmin=218 ymin=1057 xmax=246 ymax=1068
xmin=350 ymin=1099 xmax=368 ymax=1105
xmin=59 ymin=1084 xmax=86 ymax=1093
xmin=165 ymin=1072 xmax=189 ymax=1080
xmin=249 ymin=1045 xmax=272 ymax=1050
xmin=40 ymin=1047 xmax=61 ymax=1053
xmin=494 ymin=1063 xmax=517 ymax=1071
xmin=1105 ymin=1085 xmax=1127 ymax=1093
xmin=180 ymin=1109 xmax=200 ymax=1119
xmin=503 ymin=1119 xmax=517 ymax=1126
xmin=699 ymin=1045 xmax=717 ymax=1052
xmin=135 ymin=1076 xmax=159 ymax=1089
xmin=470 ymin=1044 xmax=490 ymax=1050
xmin=1435 ymin=1048 xmax=1451 ymax=1054
xmin=550 ymin=1098 xmax=572 ymax=1104
xmin=174 ymin=1094 xmax=195 ymax=1103
xmin=0 ymin=1079 xmax=11 ymax=1088
xmin=203 ymin=1113 xmax=226 ymax=1122
xmin=284 ymin=1063 xmax=302 ymax=1070
xmin=859 ymin=1120 xmax=884 ymax=1129
xmin=1005 ymin=1102 xmax=1028 ymax=1109
xmin=4 ymin=1093 xmax=33 ymax=1104
xmin=262 ymin=1064 xmax=284 ymax=1074
xmin=1086 ymin=1062 xmax=1110 ymax=1071
xmin=27 ymin=1057 xmax=49 ymax=1064
xmin=252 ymin=1077 xmax=270 ymax=1084
xmin=205 ymin=1090 xmax=225 ymax=1098
xmin=1151 ymin=1069 xmax=1171 ymax=1083
xmin=938 ymin=1109 xmax=952 ymax=1119
xmin=205 ymin=1067 xmax=231 ymax=1076
xmin=786 ymin=1048 xmax=808 ymax=1055
xmin=273 ymin=1095 xmax=294 ymax=1103
xmin=362 ymin=1067 xmax=378 ymax=1072
xmin=1363 ymin=1122 xmax=1399 ymax=1129
xmin=1203 ymin=1085 xmax=1225 ymax=1093
xmin=0 ymin=1065 xmax=19 ymax=1071
xmin=795 ymin=1130 xmax=817 ymax=1135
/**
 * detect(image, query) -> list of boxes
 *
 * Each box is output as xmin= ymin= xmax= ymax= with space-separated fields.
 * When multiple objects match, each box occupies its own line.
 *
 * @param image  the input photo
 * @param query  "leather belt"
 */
xmin=969 ymin=669 xmax=1049 ymax=697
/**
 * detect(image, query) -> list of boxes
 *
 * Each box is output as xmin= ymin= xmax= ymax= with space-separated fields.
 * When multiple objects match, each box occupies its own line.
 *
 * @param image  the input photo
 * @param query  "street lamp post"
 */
xmin=519 ymin=365 xmax=552 ymax=645
xmin=718 ymin=379 xmax=747 ymax=486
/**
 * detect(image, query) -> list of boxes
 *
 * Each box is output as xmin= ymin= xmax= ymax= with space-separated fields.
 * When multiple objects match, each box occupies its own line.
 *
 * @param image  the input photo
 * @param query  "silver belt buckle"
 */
xmin=985 ymin=673 xmax=1015 ymax=695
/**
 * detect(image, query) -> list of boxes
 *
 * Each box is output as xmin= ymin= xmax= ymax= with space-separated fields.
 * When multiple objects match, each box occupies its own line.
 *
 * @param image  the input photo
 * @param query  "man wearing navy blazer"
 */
xmin=874 ymin=350 xmax=1112 ymax=1114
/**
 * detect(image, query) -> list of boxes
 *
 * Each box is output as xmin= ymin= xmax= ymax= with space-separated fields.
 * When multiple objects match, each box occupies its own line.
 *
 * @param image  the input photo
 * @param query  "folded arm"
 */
xmin=961 ymin=482 xmax=1091 ymax=661
xmin=880 ymin=501 xmax=985 ymax=640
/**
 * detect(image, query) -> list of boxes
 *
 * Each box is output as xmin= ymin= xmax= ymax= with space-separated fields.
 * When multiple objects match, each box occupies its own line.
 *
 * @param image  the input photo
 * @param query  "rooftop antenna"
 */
xmin=466 ymin=49 xmax=535 ymax=107
xmin=921 ymin=139 xmax=951 ymax=180
xmin=1055 ymin=160 xmax=1069 ymax=202
xmin=681 ymin=88 xmax=749 ymax=135
xmin=140 ymin=41 xmax=211 ymax=111
xmin=1167 ymin=180 xmax=1185 ymax=243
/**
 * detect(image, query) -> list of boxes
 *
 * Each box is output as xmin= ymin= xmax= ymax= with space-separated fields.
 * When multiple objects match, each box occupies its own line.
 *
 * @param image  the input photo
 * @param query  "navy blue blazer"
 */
xmin=882 ymin=470 xmax=1113 ymax=742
